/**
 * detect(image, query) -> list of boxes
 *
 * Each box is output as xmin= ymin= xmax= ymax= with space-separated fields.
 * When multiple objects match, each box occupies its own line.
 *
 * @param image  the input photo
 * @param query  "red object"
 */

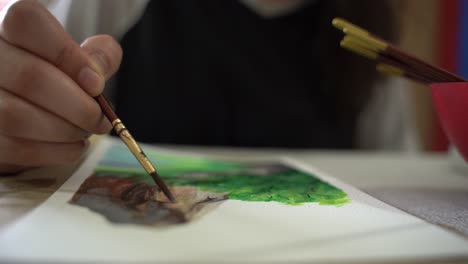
xmin=439 ymin=0 xmax=460 ymax=73
xmin=430 ymin=82 xmax=468 ymax=161
xmin=433 ymin=0 xmax=461 ymax=151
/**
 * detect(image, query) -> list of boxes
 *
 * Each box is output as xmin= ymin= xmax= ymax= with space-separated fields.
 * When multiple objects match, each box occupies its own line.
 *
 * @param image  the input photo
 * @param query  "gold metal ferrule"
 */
xmin=112 ymin=119 xmax=156 ymax=174
xmin=111 ymin=119 xmax=122 ymax=127
xmin=112 ymin=119 xmax=125 ymax=134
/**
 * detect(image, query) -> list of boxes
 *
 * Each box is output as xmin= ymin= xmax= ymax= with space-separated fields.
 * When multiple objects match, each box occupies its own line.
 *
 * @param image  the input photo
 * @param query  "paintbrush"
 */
xmin=332 ymin=18 xmax=467 ymax=84
xmin=95 ymin=95 xmax=177 ymax=203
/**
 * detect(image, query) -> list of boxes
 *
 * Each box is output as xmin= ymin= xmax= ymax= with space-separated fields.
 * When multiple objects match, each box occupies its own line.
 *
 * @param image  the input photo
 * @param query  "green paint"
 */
xmin=165 ymin=170 xmax=350 ymax=206
xmin=94 ymin=145 xmax=351 ymax=206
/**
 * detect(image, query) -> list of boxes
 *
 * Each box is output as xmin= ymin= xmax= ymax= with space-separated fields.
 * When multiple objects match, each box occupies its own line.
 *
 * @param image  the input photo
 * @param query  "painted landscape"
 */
xmin=70 ymin=145 xmax=350 ymax=226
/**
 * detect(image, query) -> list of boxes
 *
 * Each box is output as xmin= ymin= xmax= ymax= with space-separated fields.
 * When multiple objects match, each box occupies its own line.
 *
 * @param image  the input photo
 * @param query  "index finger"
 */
xmin=0 ymin=0 xmax=109 ymax=96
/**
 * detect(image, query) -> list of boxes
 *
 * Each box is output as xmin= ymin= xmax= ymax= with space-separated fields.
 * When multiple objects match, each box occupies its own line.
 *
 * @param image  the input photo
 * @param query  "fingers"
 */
xmin=0 ymin=1 xmax=122 ymax=170
xmin=0 ymin=0 xmax=122 ymax=96
xmin=0 ymin=0 xmax=98 ymax=95
xmin=0 ymin=38 xmax=111 ymax=134
xmin=0 ymin=135 xmax=88 ymax=167
xmin=0 ymin=163 xmax=27 ymax=175
xmin=0 ymin=88 xmax=89 ymax=142
xmin=81 ymin=35 xmax=123 ymax=80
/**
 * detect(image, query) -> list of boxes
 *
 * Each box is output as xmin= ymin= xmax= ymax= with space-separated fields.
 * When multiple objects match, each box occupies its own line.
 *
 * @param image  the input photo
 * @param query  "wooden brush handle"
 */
xmin=95 ymin=94 xmax=118 ymax=122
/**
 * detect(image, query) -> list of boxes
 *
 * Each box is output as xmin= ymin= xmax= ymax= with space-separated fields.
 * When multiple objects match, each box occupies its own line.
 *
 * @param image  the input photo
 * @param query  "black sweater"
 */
xmin=115 ymin=0 xmax=360 ymax=148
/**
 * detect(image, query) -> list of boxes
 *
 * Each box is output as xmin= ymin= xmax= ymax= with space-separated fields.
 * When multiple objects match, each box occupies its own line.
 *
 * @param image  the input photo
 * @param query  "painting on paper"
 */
xmin=2 ymin=137 xmax=467 ymax=263
xmin=70 ymin=144 xmax=350 ymax=226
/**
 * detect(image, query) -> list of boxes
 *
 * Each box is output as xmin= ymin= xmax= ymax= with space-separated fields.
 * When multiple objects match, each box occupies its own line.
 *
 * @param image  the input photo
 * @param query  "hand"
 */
xmin=0 ymin=0 xmax=122 ymax=173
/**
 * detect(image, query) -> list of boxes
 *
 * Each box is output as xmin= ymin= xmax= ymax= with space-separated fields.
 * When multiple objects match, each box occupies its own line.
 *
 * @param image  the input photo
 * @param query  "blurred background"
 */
xmin=52 ymin=0 xmax=468 ymax=152
xmin=393 ymin=0 xmax=468 ymax=152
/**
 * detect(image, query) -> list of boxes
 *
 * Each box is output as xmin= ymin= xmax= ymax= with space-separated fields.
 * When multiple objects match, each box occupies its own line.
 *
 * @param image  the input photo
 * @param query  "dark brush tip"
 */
xmin=150 ymin=172 xmax=177 ymax=203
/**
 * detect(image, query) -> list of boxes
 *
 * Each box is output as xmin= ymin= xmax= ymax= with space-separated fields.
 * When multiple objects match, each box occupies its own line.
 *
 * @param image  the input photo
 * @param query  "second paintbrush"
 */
xmin=332 ymin=18 xmax=466 ymax=84
xmin=95 ymin=95 xmax=177 ymax=203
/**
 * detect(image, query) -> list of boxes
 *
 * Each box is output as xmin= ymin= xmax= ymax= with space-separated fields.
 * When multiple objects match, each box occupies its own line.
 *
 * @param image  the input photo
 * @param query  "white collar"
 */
xmin=239 ymin=0 xmax=316 ymax=18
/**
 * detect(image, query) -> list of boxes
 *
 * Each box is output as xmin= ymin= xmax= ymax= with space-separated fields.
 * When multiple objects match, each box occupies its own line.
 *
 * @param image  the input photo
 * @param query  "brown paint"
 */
xmin=70 ymin=174 xmax=226 ymax=226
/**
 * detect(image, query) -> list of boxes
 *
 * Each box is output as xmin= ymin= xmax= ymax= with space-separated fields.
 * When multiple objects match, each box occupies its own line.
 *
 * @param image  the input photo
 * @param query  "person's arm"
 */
xmin=0 ymin=0 xmax=122 ymax=173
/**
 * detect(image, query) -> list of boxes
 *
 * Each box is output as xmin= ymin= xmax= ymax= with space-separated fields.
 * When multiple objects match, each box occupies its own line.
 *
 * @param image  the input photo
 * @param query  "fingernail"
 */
xmin=89 ymin=51 xmax=109 ymax=77
xmin=78 ymin=67 xmax=103 ymax=96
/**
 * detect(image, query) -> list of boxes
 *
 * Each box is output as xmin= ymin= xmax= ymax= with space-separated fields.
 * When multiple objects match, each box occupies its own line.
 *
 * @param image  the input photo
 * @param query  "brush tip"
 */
xmin=150 ymin=172 xmax=177 ymax=203
xmin=167 ymin=194 xmax=177 ymax=203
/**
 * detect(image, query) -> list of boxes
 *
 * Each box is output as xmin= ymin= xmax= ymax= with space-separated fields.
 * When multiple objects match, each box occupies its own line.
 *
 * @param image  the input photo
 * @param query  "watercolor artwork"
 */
xmin=1 ymin=137 xmax=468 ymax=263
xmin=70 ymin=143 xmax=350 ymax=226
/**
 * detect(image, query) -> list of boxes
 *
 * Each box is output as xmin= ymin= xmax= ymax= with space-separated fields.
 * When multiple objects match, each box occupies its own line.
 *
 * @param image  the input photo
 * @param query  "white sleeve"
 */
xmin=356 ymin=78 xmax=420 ymax=151
xmin=38 ymin=0 xmax=149 ymax=42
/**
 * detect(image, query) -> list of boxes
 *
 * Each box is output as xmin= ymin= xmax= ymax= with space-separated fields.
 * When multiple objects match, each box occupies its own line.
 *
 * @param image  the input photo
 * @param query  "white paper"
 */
xmin=0 ymin=137 xmax=467 ymax=263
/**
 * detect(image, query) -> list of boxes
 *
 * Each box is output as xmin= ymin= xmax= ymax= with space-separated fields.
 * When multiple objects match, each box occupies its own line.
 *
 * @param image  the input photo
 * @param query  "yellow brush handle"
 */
xmin=112 ymin=119 xmax=156 ymax=174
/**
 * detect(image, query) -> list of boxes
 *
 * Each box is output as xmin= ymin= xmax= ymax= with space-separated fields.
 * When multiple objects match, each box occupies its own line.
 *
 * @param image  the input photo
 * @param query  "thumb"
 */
xmin=81 ymin=35 xmax=123 ymax=82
